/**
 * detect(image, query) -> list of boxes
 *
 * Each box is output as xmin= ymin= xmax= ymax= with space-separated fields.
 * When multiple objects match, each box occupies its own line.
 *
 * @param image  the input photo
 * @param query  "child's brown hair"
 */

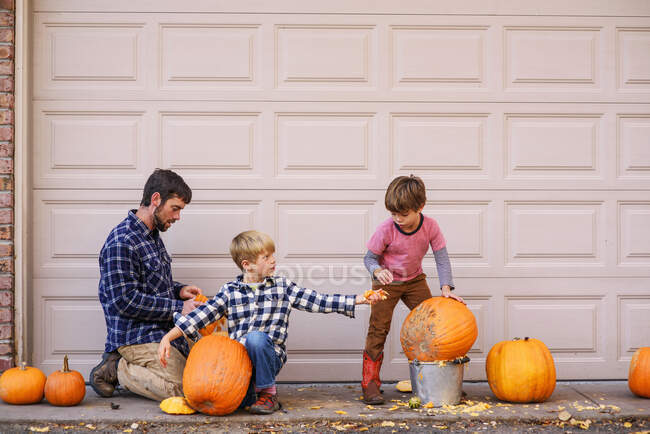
xmin=230 ymin=230 xmax=276 ymax=271
xmin=384 ymin=175 xmax=426 ymax=213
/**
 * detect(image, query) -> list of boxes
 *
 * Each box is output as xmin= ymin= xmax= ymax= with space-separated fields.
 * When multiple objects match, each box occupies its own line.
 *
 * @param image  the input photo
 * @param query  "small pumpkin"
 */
xmin=160 ymin=396 xmax=197 ymax=414
xmin=408 ymin=396 xmax=421 ymax=408
xmin=182 ymin=334 xmax=252 ymax=416
xmin=0 ymin=362 xmax=47 ymax=404
xmin=400 ymin=297 xmax=478 ymax=361
xmin=194 ymin=294 xmax=228 ymax=337
xmin=396 ymin=380 xmax=412 ymax=393
xmin=628 ymin=347 xmax=650 ymax=398
xmin=44 ymin=355 xmax=86 ymax=406
xmin=486 ymin=337 xmax=556 ymax=403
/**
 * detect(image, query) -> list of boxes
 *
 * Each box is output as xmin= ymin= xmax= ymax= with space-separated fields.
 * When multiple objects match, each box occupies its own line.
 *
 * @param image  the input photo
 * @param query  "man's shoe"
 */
xmin=248 ymin=392 xmax=281 ymax=415
xmin=89 ymin=351 xmax=121 ymax=398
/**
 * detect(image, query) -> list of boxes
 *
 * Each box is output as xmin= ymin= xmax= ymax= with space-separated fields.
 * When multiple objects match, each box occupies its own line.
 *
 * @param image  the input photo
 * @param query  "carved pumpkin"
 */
xmin=194 ymin=294 xmax=228 ymax=337
xmin=0 ymin=362 xmax=47 ymax=404
xmin=182 ymin=334 xmax=252 ymax=415
xmin=400 ymin=297 xmax=478 ymax=361
xmin=628 ymin=347 xmax=650 ymax=398
xmin=160 ymin=396 xmax=197 ymax=414
xmin=44 ymin=355 xmax=86 ymax=406
xmin=486 ymin=337 xmax=556 ymax=403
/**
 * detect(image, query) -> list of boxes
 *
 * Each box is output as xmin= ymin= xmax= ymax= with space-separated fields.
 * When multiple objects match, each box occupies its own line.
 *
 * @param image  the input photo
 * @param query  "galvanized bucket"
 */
xmin=409 ymin=356 xmax=470 ymax=407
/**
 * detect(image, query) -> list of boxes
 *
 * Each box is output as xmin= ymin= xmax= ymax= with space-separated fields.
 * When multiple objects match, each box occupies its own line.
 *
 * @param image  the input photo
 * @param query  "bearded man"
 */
xmin=90 ymin=169 xmax=203 ymax=401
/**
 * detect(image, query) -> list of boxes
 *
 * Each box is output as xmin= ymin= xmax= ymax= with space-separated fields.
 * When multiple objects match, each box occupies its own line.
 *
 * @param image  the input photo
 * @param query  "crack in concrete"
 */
xmin=569 ymin=386 xmax=601 ymax=406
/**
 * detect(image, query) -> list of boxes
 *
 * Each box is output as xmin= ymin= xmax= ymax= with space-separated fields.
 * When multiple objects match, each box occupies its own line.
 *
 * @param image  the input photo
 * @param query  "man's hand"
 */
xmin=182 ymin=299 xmax=202 ymax=315
xmin=441 ymin=286 xmax=465 ymax=304
xmin=158 ymin=336 xmax=171 ymax=368
xmin=179 ymin=285 xmax=202 ymax=300
xmin=373 ymin=268 xmax=394 ymax=285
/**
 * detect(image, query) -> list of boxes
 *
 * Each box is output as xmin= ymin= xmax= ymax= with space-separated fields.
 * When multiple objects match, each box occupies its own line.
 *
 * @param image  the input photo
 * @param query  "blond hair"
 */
xmin=230 ymin=230 xmax=276 ymax=271
xmin=385 ymin=175 xmax=426 ymax=213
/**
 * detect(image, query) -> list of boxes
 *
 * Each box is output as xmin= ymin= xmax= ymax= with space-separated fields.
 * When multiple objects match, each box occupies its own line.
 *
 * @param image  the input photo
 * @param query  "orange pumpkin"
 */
xmin=182 ymin=334 xmax=252 ymax=415
xmin=400 ymin=297 xmax=478 ymax=361
xmin=486 ymin=337 xmax=556 ymax=403
xmin=628 ymin=347 xmax=650 ymax=398
xmin=44 ymin=355 xmax=86 ymax=406
xmin=0 ymin=362 xmax=47 ymax=404
xmin=194 ymin=294 xmax=228 ymax=337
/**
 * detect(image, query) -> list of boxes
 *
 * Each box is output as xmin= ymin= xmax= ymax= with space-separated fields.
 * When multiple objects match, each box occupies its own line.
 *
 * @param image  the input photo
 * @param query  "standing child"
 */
xmin=158 ymin=230 xmax=383 ymax=415
xmin=361 ymin=175 xmax=465 ymax=404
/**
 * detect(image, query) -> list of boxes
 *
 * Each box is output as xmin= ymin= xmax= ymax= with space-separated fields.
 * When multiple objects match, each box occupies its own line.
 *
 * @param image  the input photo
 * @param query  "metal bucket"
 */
xmin=409 ymin=356 xmax=470 ymax=407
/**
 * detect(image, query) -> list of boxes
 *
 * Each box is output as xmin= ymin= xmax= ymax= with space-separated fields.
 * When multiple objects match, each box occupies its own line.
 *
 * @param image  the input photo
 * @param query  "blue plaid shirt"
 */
xmin=99 ymin=210 xmax=189 ymax=356
xmin=174 ymin=275 xmax=356 ymax=365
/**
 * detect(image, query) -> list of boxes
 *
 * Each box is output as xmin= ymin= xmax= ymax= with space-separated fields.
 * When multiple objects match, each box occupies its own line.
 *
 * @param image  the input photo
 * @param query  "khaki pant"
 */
xmin=117 ymin=343 xmax=186 ymax=401
xmin=365 ymin=273 xmax=432 ymax=360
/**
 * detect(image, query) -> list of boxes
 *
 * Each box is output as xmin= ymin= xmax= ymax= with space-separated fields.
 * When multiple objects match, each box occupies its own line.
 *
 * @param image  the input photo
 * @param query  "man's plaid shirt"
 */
xmin=99 ymin=210 xmax=189 ymax=356
xmin=174 ymin=275 xmax=357 ymax=365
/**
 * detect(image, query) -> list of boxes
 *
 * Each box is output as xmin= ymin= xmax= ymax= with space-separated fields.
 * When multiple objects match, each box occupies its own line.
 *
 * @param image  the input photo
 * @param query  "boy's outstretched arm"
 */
xmin=158 ymin=326 xmax=183 ymax=368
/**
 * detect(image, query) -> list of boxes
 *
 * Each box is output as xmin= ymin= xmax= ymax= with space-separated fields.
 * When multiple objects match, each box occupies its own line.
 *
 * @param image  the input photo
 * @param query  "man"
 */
xmin=90 ymin=169 xmax=203 ymax=401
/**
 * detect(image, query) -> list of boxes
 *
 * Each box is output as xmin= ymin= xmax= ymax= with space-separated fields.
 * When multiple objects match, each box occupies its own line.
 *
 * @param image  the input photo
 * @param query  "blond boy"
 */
xmin=159 ymin=230 xmax=382 ymax=414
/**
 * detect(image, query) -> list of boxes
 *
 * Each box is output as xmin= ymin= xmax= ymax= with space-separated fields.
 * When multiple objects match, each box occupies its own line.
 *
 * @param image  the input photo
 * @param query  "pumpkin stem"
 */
xmin=63 ymin=355 xmax=69 ymax=372
xmin=524 ymin=337 xmax=529 ymax=341
xmin=20 ymin=361 xmax=27 ymax=370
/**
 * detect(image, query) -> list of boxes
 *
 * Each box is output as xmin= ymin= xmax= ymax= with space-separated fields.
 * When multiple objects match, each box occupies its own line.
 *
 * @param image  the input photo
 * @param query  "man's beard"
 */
xmin=153 ymin=208 xmax=170 ymax=232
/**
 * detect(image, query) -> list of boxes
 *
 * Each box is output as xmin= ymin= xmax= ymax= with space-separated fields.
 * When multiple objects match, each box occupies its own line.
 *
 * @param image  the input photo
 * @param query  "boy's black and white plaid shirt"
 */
xmin=174 ymin=275 xmax=356 ymax=364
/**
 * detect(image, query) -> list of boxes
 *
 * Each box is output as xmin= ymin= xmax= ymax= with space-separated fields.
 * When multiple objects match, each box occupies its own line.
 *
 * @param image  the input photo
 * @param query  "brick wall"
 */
xmin=0 ymin=0 xmax=13 ymax=372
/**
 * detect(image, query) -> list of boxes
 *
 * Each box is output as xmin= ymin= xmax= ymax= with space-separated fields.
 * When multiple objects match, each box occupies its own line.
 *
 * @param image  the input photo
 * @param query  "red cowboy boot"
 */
xmin=362 ymin=351 xmax=385 ymax=405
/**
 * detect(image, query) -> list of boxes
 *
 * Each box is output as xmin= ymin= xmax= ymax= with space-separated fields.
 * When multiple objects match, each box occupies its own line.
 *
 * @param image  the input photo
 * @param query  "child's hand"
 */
xmin=158 ymin=336 xmax=171 ymax=368
xmin=356 ymin=291 xmax=385 ymax=305
xmin=373 ymin=268 xmax=393 ymax=285
xmin=441 ymin=286 xmax=465 ymax=304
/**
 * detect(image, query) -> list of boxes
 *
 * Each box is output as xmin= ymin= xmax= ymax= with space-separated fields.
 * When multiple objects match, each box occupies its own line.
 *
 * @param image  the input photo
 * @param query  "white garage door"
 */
xmin=30 ymin=1 xmax=650 ymax=381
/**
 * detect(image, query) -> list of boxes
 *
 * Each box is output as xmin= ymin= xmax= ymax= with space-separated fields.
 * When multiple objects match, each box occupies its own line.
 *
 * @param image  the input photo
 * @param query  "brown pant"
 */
xmin=365 ymin=273 xmax=432 ymax=360
xmin=117 ymin=343 xmax=186 ymax=401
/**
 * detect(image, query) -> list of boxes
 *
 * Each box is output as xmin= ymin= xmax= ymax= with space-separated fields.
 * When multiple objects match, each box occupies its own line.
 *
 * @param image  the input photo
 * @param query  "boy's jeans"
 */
xmin=240 ymin=331 xmax=283 ymax=407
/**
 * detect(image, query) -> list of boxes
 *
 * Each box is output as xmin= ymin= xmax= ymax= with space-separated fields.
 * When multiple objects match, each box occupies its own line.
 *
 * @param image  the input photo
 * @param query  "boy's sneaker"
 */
xmin=248 ymin=392 xmax=281 ymax=414
xmin=89 ymin=351 xmax=121 ymax=397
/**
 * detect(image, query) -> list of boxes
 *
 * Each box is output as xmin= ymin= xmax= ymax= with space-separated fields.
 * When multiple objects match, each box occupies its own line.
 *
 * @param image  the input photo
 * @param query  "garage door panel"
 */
xmin=617 ymin=27 xmax=650 ymax=91
xmin=505 ymin=26 xmax=601 ymax=89
xmin=391 ymin=25 xmax=488 ymax=90
xmin=506 ymin=201 xmax=604 ymax=265
xmin=33 ymin=191 xmax=141 ymax=279
xmin=618 ymin=114 xmax=650 ymax=179
xmin=277 ymin=281 xmax=372 ymax=382
xmin=506 ymin=296 xmax=605 ymax=354
xmin=505 ymin=114 xmax=603 ymax=179
xmin=423 ymin=201 xmax=492 ymax=266
xmin=618 ymin=295 xmax=650 ymax=361
xmin=276 ymin=24 xmax=376 ymax=88
xmin=161 ymin=24 xmax=261 ymax=89
xmin=32 ymin=106 xmax=155 ymax=189
xmin=34 ymin=15 xmax=148 ymax=95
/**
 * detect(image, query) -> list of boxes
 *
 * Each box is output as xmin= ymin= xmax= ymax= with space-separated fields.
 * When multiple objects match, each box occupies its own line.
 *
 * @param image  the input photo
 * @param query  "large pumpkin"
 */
xmin=628 ymin=347 xmax=650 ymax=398
xmin=0 ymin=362 xmax=47 ymax=404
xmin=44 ymin=355 xmax=86 ymax=406
xmin=182 ymin=334 xmax=252 ymax=415
xmin=400 ymin=297 xmax=478 ymax=361
xmin=486 ymin=337 xmax=556 ymax=403
xmin=194 ymin=294 xmax=228 ymax=337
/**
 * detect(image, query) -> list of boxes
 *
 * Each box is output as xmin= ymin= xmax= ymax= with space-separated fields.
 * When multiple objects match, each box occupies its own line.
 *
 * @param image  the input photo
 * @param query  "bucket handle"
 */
xmin=411 ymin=356 xmax=470 ymax=366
